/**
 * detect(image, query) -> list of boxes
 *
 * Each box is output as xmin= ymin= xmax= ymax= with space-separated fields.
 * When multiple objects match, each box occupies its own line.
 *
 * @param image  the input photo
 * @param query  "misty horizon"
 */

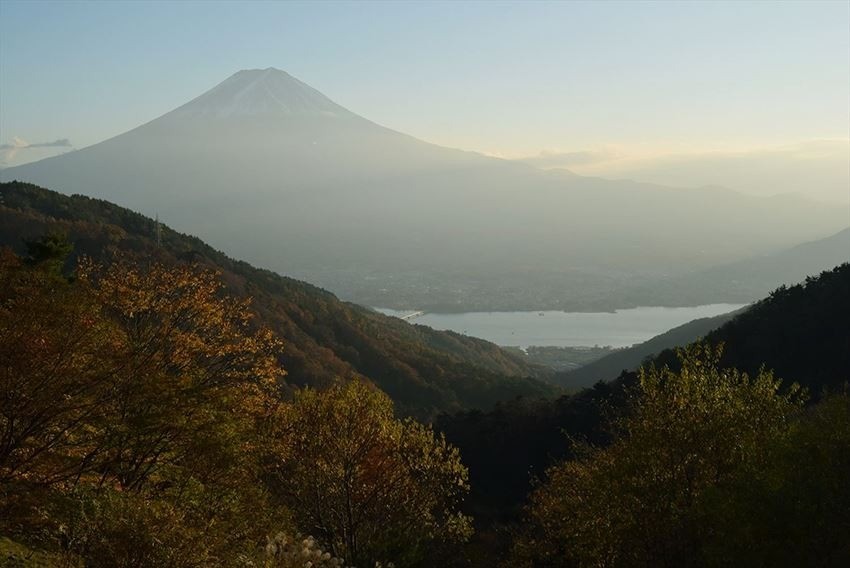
xmin=2 ymin=64 xmax=848 ymax=204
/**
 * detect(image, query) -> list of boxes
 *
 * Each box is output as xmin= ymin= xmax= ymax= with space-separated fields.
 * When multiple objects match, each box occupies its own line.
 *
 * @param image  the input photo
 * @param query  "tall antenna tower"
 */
xmin=155 ymin=214 xmax=162 ymax=247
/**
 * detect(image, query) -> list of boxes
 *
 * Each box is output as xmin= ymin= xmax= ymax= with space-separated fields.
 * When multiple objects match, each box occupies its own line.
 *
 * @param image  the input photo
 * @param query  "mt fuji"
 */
xmin=3 ymin=68 xmax=846 ymax=310
xmin=172 ymin=67 xmax=354 ymax=118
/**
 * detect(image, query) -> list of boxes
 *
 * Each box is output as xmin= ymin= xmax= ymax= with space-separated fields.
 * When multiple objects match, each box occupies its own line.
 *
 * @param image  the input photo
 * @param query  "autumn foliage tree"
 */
xmin=0 ymin=246 xmax=289 ymax=565
xmin=268 ymin=379 xmax=473 ymax=567
xmin=512 ymin=344 xmax=804 ymax=567
xmin=0 ymin=248 xmax=118 ymax=485
xmin=1 ymin=241 xmax=478 ymax=567
xmin=75 ymin=257 xmax=286 ymax=491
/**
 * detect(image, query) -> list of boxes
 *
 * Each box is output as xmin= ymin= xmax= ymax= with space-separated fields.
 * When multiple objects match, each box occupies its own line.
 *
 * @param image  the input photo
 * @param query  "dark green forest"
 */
xmin=1 ymin=182 xmax=848 ymax=567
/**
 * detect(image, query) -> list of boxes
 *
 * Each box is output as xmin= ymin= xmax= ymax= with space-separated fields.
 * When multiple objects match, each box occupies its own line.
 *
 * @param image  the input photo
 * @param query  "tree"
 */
xmin=1 ymin=252 xmax=291 ymax=566
xmin=0 ymin=248 xmax=117 ymax=485
xmin=512 ymin=344 xmax=803 ymax=567
xmin=268 ymin=379 xmax=472 ymax=567
xmin=699 ymin=393 xmax=850 ymax=566
xmin=24 ymin=232 xmax=73 ymax=269
xmin=76 ymin=257 xmax=286 ymax=491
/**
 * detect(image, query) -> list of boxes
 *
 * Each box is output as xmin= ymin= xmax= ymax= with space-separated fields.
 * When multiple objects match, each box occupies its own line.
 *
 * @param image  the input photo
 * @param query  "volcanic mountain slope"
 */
xmin=0 ymin=181 xmax=557 ymax=420
xmin=2 ymin=68 xmax=846 ymax=310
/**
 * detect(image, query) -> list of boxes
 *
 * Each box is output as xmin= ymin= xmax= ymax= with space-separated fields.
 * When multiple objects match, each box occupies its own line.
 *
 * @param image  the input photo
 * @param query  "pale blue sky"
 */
xmin=1 ymin=0 xmax=848 ymax=156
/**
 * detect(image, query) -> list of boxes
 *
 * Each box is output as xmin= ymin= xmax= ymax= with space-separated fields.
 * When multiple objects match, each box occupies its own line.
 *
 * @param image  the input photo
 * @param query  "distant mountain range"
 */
xmin=2 ymin=68 xmax=846 ymax=311
xmin=618 ymin=227 xmax=850 ymax=307
xmin=0 ymin=181 xmax=557 ymax=420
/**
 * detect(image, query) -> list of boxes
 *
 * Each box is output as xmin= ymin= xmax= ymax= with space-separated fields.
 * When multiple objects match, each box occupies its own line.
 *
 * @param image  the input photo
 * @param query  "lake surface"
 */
xmin=375 ymin=304 xmax=746 ymax=348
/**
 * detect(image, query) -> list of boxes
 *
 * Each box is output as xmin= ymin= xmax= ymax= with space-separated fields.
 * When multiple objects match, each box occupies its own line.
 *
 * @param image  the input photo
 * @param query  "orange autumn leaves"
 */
xmin=1 ymin=252 xmax=284 ymax=488
xmin=0 ymin=247 xmax=471 ymax=566
xmin=0 ymin=250 xmax=292 ymax=564
xmin=0 ymin=249 xmax=121 ymax=485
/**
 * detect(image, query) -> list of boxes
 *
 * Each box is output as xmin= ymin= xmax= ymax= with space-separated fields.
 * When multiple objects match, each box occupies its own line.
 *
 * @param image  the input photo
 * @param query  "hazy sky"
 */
xmin=1 ymin=1 xmax=848 ymax=166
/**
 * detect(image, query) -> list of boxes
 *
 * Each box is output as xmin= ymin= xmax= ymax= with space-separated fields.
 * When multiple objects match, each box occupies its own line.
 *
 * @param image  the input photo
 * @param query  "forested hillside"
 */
xmin=0 ymin=181 xmax=556 ymax=420
xmin=652 ymin=263 xmax=850 ymax=396
xmin=559 ymin=261 xmax=850 ymax=390
xmin=439 ymin=263 xmax=850 ymax=555
xmin=556 ymin=307 xmax=746 ymax=388
xmin=508 ymin=347 xmax=850 ymax=567
xmin=0 ymin=251 xmax=474 ymax=566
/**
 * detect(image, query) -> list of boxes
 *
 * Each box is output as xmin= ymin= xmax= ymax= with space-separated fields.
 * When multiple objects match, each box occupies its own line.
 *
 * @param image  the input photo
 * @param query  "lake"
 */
xmin=375 ymin=304 xmax=746 ymax=348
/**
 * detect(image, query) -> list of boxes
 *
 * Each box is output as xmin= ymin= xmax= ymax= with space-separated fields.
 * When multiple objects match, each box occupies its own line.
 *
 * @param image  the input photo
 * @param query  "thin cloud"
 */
xmin=0 ymin=137 xmax=74 ymax=167
xmin=520 ymin=149 xmax=621 ymax=169
xmin=539 ymin=140 xmax=850 ymax=204
xmin=0 ymin=137 xmax=72 ymax=150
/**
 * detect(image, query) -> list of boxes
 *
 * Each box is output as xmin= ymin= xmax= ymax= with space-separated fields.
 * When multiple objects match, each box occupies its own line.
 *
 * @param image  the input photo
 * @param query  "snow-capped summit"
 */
xmin=171 ymin=67 xmax=353 ymax=118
